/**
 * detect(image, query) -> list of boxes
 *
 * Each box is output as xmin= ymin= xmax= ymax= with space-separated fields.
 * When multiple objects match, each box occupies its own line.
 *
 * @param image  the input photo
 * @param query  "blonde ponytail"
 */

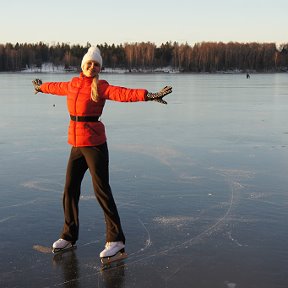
xmin=91 ymin=75 xmax=99 ymax=102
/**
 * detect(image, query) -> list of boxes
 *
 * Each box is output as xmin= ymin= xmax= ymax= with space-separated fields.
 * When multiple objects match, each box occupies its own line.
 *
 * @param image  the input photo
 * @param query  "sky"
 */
xmin=1 ymin=0 xmax=287 ymax=47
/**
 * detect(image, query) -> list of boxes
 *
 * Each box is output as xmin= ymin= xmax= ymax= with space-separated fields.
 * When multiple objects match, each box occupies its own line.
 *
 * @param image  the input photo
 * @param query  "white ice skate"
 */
xmin=52 ymin=238 xmax=75 ymax=254
xmin=100 ymin=241 xmax=127 ymax=265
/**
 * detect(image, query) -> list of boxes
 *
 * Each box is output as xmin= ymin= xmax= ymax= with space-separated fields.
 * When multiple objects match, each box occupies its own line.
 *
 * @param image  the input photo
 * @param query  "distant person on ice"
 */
xmin=32 ymin=46 xmax=172 ymax=263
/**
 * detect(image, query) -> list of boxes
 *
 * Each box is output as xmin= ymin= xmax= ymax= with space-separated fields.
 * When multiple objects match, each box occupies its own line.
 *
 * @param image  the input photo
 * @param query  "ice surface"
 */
xmin=1 ymin=73 xmax=288 ymax=287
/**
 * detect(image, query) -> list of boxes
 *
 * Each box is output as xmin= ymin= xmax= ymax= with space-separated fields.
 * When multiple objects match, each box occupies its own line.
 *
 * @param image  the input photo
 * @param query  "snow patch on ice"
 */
xmin=153 ymin=216 xmax=195 ymax=227
xmin=225 ymin=282 xmax=237 ymax=288
xmin=22 ymin=179 xmax=62 ymax=193
xmin=80 ymin=195 xmax=95 ymax=201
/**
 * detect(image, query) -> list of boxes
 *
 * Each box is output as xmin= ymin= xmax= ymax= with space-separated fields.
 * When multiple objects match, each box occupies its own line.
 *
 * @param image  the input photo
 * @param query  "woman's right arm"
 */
xmin=32 ymin=79 xmax=69 ymax=96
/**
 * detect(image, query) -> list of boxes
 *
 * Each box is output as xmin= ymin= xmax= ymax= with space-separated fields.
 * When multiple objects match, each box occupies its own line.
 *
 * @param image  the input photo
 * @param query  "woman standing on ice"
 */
xmin=32 ymin=46 xmax=172 ymax=262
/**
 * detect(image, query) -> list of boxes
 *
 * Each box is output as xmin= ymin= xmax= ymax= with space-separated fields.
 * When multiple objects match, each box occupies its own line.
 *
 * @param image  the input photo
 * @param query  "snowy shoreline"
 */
xmin=20 ymin=63 xmax=181 ymax=74
xmin=15 ymin=63 xmax=287 ymax=74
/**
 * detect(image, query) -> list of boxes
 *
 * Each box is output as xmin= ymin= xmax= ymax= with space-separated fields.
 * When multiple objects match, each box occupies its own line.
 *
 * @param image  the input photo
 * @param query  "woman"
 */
xmin=32 ymin=46 xmax=172 ymax=261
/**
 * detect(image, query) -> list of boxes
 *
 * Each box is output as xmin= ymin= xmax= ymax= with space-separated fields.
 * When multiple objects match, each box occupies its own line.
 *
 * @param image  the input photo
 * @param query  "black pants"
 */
xmin=60 ymin=142 xmax=125 ymax=244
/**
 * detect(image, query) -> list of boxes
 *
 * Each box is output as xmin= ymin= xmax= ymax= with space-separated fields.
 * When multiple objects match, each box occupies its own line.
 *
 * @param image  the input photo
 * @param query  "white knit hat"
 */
xmin=81 ymin=46 xmax=103 ymax=69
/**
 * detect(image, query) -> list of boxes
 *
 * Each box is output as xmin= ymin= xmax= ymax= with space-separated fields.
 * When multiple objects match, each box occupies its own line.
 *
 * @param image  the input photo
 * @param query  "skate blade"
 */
xmin=52 ymin=245 xmax=76 ymax=254
xmin=101 ymin=251 xmax=128 ymax=265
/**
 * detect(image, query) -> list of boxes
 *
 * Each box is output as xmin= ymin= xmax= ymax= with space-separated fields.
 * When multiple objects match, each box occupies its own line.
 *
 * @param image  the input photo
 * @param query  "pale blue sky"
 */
xmin=1 ymin=0 xmax=287 ymax=46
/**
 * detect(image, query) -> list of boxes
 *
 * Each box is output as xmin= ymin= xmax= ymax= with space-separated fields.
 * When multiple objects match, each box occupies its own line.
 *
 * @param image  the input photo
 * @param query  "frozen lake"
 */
xmin=1 ymin=72 xmax=288 ymax=287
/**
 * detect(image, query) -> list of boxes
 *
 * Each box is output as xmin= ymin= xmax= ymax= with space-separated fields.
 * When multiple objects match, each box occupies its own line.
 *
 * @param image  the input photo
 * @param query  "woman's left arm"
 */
xmin=99 ymin=80 xmax=172 ymax=104
xmin=99 ymin=80 xmax=147 ymax=102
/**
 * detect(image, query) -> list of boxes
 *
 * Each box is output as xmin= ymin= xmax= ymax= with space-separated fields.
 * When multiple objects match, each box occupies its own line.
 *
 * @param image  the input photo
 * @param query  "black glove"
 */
xmin=146 ymin=86 xmax=172 ymax=104
xmin=32 ymin=79 xmax=43 ymax=94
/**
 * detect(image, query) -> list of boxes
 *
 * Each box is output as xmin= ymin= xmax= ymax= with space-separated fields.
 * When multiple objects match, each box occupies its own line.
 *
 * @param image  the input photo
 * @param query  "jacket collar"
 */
xmin=80 ymin=72 xmax=96 ymax=80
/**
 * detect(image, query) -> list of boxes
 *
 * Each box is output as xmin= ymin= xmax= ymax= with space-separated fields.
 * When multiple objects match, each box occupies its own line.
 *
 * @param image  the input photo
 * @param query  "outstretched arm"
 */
xmin=100 ymin=80 xmax=173 ymax=104
xmin=32 ymin=79 xmax=69 ymax=96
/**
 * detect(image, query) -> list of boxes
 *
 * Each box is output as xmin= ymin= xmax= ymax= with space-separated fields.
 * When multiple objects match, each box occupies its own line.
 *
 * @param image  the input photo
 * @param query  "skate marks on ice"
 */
xmin=113 ymin=178 xmax=250 ymax=273
xmin=0 ymin=199 xmax=37 ymax=210
xmin=43 ymin=176 xmax=250 ymax=286
xmin=0 ymin=180 xmax=62 ymax=225
xmin=0 ymin=215 xmax=17 ymax=223
xmin=110 ymin=144 xmax=253 ymax=257
xmin=181 ymin=166 xmax=253 ymax=246
xmin=0 ymin=200 xmax=36 ymax=225
xmin=21 ymin=178 xmax=64 ymax=195
xmin=0 ymin=178 xmax=64 ymax=214
xmin=34 ymin=145 xmax=257 ymax=285
xmin=120 ymin=167 xmax=252 ymax=286
xmin=130 ymin=183 xmax=239 ymax=265
xmin=83 ymin=171 xmax=243 ymax=285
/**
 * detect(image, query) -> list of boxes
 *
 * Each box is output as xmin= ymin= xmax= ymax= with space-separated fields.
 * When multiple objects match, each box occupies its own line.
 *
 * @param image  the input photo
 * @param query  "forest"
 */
xmin=0 ymin=41 xmax=287 ymax=73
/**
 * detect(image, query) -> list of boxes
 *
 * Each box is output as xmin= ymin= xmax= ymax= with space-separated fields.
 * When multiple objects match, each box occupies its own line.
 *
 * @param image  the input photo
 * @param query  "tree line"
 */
xmin=0 ymin=41 xmax=287 ymax=72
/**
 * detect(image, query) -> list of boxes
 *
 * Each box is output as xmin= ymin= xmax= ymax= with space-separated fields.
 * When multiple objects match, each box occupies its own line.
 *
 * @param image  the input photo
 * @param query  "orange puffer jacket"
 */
xmin=40 ymin=73 xmax=147 ymax=147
